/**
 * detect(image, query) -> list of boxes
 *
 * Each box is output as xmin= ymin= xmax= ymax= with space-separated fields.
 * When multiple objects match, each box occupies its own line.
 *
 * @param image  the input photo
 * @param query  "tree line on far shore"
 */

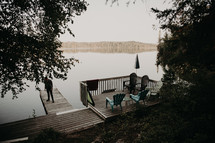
xmin=61 ymin=41 xmax=157 ymax=53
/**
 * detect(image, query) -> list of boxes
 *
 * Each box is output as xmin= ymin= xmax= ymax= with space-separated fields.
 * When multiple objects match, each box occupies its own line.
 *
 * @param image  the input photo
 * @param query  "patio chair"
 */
xmin=130 ymin=90 xmax=149 ymax=105
xmin=123 ymin=73 xmax=137 ymax=94
xmin=149 ymin=80 xmax=163 ymax=96
xmin=140 ymin=75 xmax=149 ymax=91
xmin=106 ymin=93 xmax=126 ymax=111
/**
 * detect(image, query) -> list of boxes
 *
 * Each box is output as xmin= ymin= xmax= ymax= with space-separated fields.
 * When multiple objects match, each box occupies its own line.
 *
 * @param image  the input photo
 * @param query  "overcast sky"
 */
xmin=59 ymin=0 xmax=171 ymax=44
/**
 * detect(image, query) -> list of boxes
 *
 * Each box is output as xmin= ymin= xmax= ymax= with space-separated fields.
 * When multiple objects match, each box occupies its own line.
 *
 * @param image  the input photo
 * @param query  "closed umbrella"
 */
xmin=135 ymin=54 xmax=140 ymax=74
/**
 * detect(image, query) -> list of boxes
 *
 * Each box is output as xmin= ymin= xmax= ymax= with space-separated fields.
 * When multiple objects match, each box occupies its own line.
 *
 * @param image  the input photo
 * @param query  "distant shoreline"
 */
xmin=60 ymin=41 xmax=158 ymax=53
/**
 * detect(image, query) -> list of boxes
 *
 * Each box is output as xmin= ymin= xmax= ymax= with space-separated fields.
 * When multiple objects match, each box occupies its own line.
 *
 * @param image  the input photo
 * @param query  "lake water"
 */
xmin=0 ymin=51 xmax=164 ymax=124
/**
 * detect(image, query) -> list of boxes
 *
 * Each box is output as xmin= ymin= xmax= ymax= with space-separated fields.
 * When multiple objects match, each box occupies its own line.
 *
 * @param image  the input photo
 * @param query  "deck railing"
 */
xmin=80 ymin=76 xmax=128 ymax=96
xmin=80 ymin=75 xmax=158 ymax=95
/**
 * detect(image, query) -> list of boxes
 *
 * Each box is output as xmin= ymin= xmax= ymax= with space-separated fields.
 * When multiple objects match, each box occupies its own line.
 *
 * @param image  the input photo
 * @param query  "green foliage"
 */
xmin=155 ymin=0 xmax=215 ymax=83
xmin=151 ymin=0 xmax=215 ymax=142
xmin=136 ymin=110 xmax=184 ymax=143
xmin=0 ymin=0 xmax=87 ymax=97
xmin=99 ymin=112 xmax=142 ymax=143
xmin=29 ymin=109 xmax=37 ymax=118
xmin=32 ymin=128 xmax=63 ymax=143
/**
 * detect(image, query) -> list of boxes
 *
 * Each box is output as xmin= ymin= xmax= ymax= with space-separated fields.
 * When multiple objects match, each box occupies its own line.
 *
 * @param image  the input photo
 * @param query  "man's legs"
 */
xmin=46 ymin=90 xmax=50 ymax=101
xmin=50 ymin=90 xmax=54 ymax=103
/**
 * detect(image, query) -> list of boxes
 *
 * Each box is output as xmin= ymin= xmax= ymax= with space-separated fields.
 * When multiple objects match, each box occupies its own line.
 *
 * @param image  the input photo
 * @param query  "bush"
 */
xmin=32 ymin=128 xmax=63 ymax=143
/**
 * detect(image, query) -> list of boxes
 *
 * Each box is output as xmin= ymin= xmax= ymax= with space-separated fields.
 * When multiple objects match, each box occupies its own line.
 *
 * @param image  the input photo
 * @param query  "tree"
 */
xmin=0 ymin=0 xmax=87 ymax=97
xmin=151 ymin=0 xmax=215 ymax=142
xmin=153 ymin=0 xmax=215 ymax=83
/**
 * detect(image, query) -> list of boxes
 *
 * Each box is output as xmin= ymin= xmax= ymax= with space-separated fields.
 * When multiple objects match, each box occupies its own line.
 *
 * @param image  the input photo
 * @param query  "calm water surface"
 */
xmin=0 ymin=51 xmax=164 ymax=124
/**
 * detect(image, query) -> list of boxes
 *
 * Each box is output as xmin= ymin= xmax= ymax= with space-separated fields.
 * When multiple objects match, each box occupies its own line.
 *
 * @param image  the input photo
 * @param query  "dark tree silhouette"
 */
xmin=0 ymin=0 xmax=87 ymax=97
xmin=154 ymin=0 xmax=215 ymax=83
xmin=149 ymin=1 xmax=215 ymax=142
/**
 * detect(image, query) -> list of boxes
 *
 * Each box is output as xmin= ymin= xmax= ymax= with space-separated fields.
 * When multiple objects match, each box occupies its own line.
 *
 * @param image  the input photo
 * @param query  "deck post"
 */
xmin=80 ymin=82 xmax=88 ymax=107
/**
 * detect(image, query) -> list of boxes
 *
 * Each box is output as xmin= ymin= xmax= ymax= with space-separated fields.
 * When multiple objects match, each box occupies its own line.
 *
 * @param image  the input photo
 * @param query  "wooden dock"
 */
xmin=40 ymin=88 xmax=73 ymax=114
xmin=0 ymin=108 xmax=104 ymax=142
xmin=0 ymin=75 xmax=161 ymax=142
xmin=0 ymin=90 xmax=159 ymax=142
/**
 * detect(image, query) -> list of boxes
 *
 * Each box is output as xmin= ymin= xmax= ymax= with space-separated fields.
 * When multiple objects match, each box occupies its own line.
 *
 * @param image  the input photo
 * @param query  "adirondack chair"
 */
xmin=130 ymin=90 xmax=149 ymax=104
xmin=123 ymin=73 xmax=137 ymax=94
xmin=106 ymin=93 xmax=126 ymax=111
xmin=149 ymin=80 xmax=163 ymax=96
xmin=140 ymin=75 xmax=149 ymax=91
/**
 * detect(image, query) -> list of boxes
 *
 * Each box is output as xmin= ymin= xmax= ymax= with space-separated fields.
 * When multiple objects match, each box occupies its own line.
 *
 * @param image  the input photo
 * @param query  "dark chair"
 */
xmin=123 ymin=73 xmax=137 ymax=94
xmin=130 ymin=90 xmax=149 ymax=105
xmin=140 ymin=75 xmax=149 ymax=91
xmin=106 ymin=93 xmax=126 ymax=111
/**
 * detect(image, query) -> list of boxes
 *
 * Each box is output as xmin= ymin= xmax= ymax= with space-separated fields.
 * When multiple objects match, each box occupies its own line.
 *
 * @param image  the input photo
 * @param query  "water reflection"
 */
xmin=0 ymin=50 xmax=163 ymax=124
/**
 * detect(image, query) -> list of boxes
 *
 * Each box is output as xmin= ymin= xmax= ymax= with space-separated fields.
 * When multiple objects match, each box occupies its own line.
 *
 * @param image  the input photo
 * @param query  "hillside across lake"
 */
xmin=61 ymin=41 xmax=157 ymax=53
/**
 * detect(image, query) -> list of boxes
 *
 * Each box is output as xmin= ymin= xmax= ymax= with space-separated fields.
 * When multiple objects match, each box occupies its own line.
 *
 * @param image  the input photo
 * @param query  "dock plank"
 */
xmin=0 ymin=108 xmax=104 ymax=142
xmin=40 ymin=88 xmax=73 ymax=114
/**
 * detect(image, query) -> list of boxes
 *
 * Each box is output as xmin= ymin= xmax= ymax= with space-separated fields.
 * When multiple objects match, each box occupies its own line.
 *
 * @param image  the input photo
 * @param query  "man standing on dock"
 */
xmin=44 ymin=76 xmax=54 ymax=103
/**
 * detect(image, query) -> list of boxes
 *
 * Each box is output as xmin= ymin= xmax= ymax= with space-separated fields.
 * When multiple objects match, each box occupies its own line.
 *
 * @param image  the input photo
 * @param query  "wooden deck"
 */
xmin=0 ymin=108 xmax=104 ymax=142
xmin=40 ymin=88 xmax=73 ymax=114
xmin=90 ymin=90 xmax=159 ymax=120
xmin=80 ymin=75 xmax=161 ymax=120
xmin=0 ymin=90 xmax=159 ymax=142
xmin=0 ymin=74 xmax=161 ymax=142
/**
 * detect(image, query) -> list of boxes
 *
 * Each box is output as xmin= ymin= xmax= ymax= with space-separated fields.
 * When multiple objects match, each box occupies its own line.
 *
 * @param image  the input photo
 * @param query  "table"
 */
xmin=123 ymin=96 xmax=133 ymax=106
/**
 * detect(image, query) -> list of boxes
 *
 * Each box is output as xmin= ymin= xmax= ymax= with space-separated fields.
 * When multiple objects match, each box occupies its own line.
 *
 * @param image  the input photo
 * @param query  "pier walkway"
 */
xmin=0 ymin=108 xmax=104 ymax=142
xmin=40 ymin=88 xmax=73 ymax=114
xmin=0 ymin=88 xmax=104 ymax=142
